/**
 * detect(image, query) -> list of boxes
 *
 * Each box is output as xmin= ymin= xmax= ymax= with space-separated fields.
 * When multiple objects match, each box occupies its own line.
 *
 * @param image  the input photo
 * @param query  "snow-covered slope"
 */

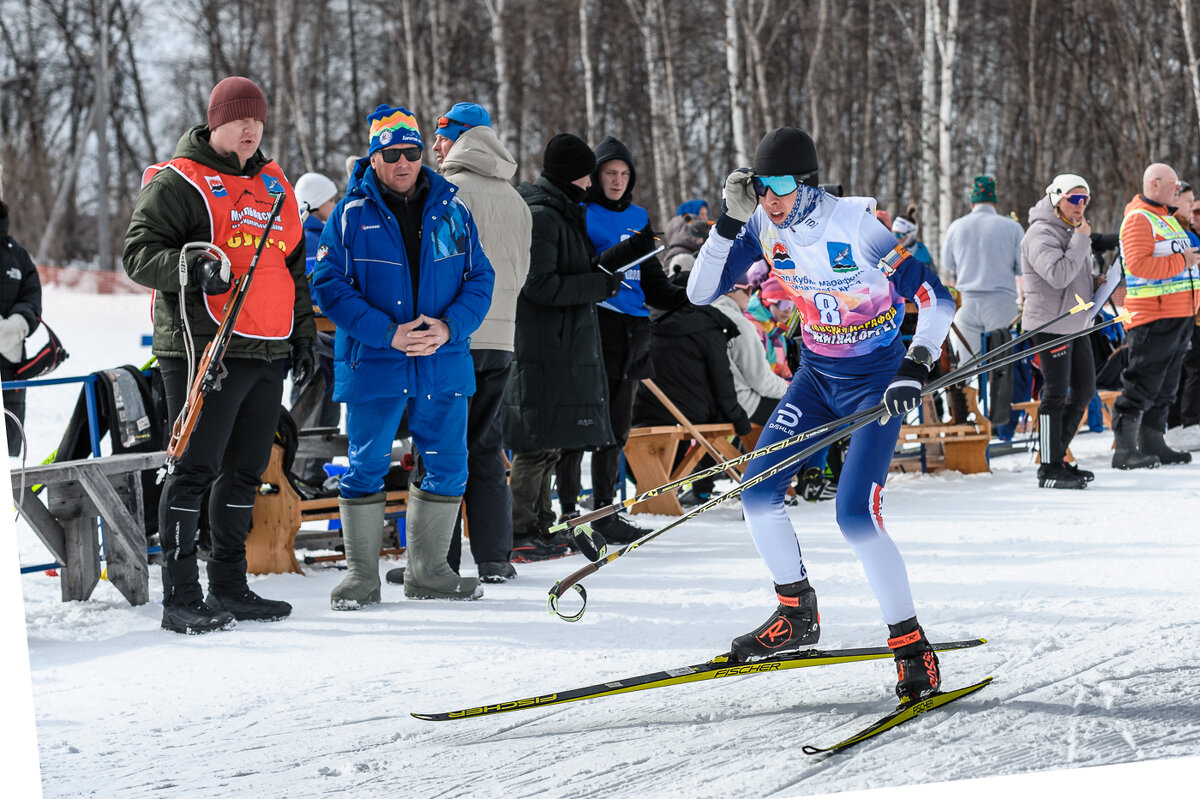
xmin=4 ymin=287 xmax=1199 ymax=798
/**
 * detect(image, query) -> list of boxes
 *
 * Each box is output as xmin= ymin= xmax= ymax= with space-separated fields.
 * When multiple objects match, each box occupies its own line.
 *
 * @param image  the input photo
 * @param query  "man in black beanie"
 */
xmin=687 ymin=126 xmax=960 ymax=705
xmin=502 ymin=134 xmax=623 ymax=561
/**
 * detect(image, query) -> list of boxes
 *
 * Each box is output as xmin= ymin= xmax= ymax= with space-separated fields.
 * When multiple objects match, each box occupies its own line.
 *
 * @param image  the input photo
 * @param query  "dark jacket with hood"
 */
xmin=123 ymin=123 xmax=316 ymax=360
xmin=583 ymin=135 xmax=688 ymax=381
xmin=503 ymin=175 xmax=616 ymax=451
xmin=632 ymin=303 xmax=751 ymax=436
xmin=0 ymin=201 xmax=42 ymax=372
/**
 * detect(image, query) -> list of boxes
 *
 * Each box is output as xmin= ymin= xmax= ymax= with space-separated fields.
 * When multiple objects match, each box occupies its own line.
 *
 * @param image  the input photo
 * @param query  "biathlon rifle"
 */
xmin=159 ymin=190 xmax=287 ymax=482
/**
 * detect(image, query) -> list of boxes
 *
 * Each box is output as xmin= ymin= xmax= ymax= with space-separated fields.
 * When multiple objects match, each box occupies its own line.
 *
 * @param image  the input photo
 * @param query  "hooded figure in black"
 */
xmin=0 ymin=199 xmax=43 ymax=456
xmin=552 ymin=135 xmax=689 ymax=544
xmin=503 ymin=133 xmax=620 ymax=561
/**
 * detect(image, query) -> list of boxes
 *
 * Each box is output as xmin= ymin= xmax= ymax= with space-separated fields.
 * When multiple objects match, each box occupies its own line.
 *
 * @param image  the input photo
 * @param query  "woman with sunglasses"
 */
xmin=687 ymin=126 xmax=957 ymax=703
xmin=1020 ymin=174 xmax=1102 ymax=489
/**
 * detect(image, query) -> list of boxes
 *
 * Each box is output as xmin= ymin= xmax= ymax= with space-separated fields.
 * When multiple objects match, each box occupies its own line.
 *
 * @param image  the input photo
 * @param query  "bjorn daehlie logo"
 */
xmin=827 ymin=242 xmax=857 ymax=272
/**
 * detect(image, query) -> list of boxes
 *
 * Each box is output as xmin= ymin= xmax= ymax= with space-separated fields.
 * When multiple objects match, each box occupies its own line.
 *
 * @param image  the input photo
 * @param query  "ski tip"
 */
xmin=410 ymin=712 xmax=438 ymax=721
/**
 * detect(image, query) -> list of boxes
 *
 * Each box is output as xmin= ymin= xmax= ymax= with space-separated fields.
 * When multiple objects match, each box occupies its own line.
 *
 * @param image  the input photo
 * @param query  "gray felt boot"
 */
xmin=330 ymin=492 xmax=385 ymax=610
xmin=404 ymin=487 xmax=482 ymax=601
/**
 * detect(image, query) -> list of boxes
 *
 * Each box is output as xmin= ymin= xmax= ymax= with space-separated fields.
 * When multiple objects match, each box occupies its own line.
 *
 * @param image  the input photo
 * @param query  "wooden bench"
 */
xmin=891 ymin=386 xmax=992 ymax=475
xmin=623 ymin=423 xmax=742 ymax=516
xmin=11 ymin=451 xmax=161 ymax=605
xmin=247 ymin=438 xmax=408 ymax=575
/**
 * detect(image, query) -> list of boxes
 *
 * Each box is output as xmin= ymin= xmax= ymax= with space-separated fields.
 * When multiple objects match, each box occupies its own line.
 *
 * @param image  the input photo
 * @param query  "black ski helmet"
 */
xmin=753 ymin=127 xmax=819 ymax=186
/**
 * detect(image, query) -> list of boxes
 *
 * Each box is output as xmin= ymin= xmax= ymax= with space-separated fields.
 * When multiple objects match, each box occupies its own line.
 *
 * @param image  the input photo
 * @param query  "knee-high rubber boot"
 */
xmin=1138 ymin=423 xmax=1193 ymax=465
xmin=1112 ymin=410 xmax=1161 ymax=470
xmin=404 ymin=486 xmax=482 ymax=601
xmin=330 ymin=492 xmax=385 ymax=610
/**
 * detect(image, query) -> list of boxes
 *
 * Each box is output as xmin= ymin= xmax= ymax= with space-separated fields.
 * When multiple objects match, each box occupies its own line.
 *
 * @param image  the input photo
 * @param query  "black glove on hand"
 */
xmin=192 ymin=251 xmax=232 ymax=295
xmin=290 ymin=339 xmax=316 ymax=390
xmin=881 ymin=356 xmax=928 ymax=421
xmin=628 ymin=223 xmax=657 ymax=257
xmin=604 ymin=270 xmax=624 ymax=298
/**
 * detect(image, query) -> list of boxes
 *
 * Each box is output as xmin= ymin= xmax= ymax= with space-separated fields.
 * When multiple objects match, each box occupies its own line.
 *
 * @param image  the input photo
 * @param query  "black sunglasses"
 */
xmin=379 ymin=147 xmax=422 ymax=163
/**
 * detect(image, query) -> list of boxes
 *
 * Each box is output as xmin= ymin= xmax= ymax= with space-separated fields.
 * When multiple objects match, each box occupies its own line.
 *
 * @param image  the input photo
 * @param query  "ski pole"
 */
xmin=552 ymin=295 xmax=1097 ymax=539
xmin=547 ymin=309 xmax=1129 ymax=622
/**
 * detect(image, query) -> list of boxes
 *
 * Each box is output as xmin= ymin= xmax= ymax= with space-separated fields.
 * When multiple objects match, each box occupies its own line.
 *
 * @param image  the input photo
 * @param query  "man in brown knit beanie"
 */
xmin=123 ymin=75 xmax=316 ymax=634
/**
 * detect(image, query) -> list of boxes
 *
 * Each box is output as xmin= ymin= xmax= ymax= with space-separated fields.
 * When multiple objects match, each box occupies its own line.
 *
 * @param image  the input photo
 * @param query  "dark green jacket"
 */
xmin=122 ymin=124 xmax=315 ymax=360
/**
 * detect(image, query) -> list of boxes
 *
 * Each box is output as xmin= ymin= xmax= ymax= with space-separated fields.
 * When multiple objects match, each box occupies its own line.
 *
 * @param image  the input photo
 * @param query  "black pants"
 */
xmin=1114 ymin=317 xmax=1194 ymax=431
xmin=1033 ymin=332 xmax=1095 ymax=414
xmin=1171 ymin=324 xmax=1200 ymax=427
xmin=158 ymin=356 xmax=284 ymax=603
xmin=447 ymin=349 xmax=514 ymax=570
xmin=555 ymin=376 xmax=637 ymax=510
xmin=3 ymin=384 xmax=25 ymax=457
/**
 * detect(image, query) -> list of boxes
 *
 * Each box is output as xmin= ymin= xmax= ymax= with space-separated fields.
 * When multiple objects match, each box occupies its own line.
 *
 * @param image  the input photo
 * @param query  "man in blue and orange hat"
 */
xmin=311 ymin=104 xmax=495 ymax=608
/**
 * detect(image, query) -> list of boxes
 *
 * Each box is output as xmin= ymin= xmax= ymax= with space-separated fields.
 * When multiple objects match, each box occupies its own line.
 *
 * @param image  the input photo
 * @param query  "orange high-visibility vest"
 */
xmin=142 ymin=158 xmax=302 ymax=339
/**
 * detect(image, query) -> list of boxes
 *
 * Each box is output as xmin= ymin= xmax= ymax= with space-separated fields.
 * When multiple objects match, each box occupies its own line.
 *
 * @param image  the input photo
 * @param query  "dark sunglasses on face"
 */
xmin=380 ymin=146 xmax=422 ymax=163
xmin=1062 ymin=194 xmax=1089 ymax=206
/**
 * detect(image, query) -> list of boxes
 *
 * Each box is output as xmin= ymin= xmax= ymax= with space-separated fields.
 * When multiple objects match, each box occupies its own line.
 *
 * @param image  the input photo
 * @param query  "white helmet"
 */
xmin=294 ymin=172 xmax=337 ymax=217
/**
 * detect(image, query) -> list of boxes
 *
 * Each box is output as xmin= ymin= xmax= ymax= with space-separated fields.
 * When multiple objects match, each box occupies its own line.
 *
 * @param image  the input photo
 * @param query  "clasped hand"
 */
xmin=391 ymin=314 xmax=449 ymax=356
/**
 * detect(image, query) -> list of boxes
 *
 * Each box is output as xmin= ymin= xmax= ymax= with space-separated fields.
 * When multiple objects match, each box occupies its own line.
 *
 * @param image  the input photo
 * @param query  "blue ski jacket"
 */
xmin=311 ymin=160 xmax=494 ymax=403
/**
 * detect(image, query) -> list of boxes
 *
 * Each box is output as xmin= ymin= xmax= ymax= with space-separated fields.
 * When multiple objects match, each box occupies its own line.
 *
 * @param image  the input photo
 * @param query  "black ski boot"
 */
xmin=1057 ymin=407 xmax=1094 ymax=482
xmin=1112 ymin=410 xmax=1161 ymax=470
xmin=731 ymin=580 xmax=820 ymax=661
xmin=1138 ymin=424 xmax=1193 ymax=465
xmin=888 ymin=618 xmax=941 ymax=702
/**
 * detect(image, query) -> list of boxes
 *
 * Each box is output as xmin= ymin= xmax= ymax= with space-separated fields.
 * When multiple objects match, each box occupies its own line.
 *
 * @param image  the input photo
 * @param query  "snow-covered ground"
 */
xmin=3 ymin=286 xmax=1199 ymax=798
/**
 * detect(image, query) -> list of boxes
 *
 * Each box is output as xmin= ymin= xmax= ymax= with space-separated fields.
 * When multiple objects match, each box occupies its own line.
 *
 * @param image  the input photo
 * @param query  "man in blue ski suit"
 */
xmin=312 ymin=104 xmax=494 ymax=607
xmin=688 ymin=127 xmax=956 ymax=702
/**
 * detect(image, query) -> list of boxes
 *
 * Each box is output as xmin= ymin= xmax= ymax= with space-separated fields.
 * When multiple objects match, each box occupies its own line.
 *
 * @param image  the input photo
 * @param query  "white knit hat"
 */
xmin=294 ymin=172 xmax=338 ymax=217
xmin=1045 ymin=173 xmax=1090 ymax=207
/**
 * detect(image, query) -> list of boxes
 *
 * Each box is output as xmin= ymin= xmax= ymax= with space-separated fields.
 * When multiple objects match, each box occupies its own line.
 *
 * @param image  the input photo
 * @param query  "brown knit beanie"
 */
xmin=207 ymin=77 xmax=267 ymax=130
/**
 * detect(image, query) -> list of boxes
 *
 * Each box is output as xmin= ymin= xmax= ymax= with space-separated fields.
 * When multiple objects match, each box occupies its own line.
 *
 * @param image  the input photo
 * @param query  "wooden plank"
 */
xmin=247 ymin=445 xmax=303 ymax=575
xmin=12 ymin=486 xmax=68 ymax=563
xmin=75 ymin=468 xmax=150 ymax=606
xmin=16 ymin=451 xmax=164 ymax=485
xmin=61 ymin=516 xmax=100 ymax=602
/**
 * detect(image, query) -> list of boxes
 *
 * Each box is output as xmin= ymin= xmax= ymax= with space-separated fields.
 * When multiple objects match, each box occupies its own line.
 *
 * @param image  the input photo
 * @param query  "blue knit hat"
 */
xmin=367 ymin=104 xmax=422 ymax=156
xmin=677 ymin=199 xmax=709 ymax=217
xmin=436 ymin=102 xmax=491 ymax=142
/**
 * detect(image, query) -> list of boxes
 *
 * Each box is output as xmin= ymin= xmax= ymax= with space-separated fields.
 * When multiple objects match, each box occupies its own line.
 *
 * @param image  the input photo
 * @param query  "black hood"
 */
xmin=585 ymin=135 xmax=637 ymax=212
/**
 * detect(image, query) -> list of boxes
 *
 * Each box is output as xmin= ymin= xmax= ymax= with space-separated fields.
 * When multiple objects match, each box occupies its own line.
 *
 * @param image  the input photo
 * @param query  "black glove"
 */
xmin=290 ymin=339 xmax=316 ymax=389
xmin=596 ymin=224 xmax=657 ymax=270
xmin=881 ymin=356 xmax=929 ymax=420
xmin=191 ymin=251 xmax=232 ymax=295
xmin=603 ymin=270 xmax=624 ymax=298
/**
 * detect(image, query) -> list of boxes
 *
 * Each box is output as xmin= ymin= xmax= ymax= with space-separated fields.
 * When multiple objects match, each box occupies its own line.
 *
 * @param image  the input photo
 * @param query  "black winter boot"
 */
xmin=1038 ymin=409 xmax=1087 ymax=488
xmin=207 ymin=589 xmax=292 ymax=622
xmin=592 ymin=512 xmax=648 ymax=545
xmin=1138 ymin=424 xmax=1193 ymax=465
xmin=731 ymin=580 xmax=820 ymax=661
xmin=888 ymin=617 xmax=941 ymax=702
xmin=1111 ymin=411 xmax=1161 ymax=470
xmin=1037 ymin=462 xmax=1088 ymax=489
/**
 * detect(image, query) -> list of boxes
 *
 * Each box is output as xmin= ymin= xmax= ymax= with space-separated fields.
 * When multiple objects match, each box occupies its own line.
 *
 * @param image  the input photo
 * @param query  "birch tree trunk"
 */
xmin=725 ymin=0 xmax=749 ymax=165
xmin=626 ymin=0 xmax=672 ymax=224
xmin=400 ymin=0 xmax=419 ymax=114
xmin=482 ymin=0 xmax=515 ymax=154
xmin=802 ymin=0 xmax=829 ymax=143
xmin=1177 ymin=0 xmax=1200 ymax=135
xmin=935 ymin=0 xmax=959 ymax=259
xmin=579 ymin=0 xmax=598 ymax=143
xmin=657 ymin=0 xmax=688 ymax=200
xmin=919 ymin=0 xmax=939 ymax=258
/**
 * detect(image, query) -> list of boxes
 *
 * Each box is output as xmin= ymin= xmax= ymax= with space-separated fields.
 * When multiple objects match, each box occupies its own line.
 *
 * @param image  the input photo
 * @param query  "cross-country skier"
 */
xmin=687 ymin=127 xmax=957 ymax=701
